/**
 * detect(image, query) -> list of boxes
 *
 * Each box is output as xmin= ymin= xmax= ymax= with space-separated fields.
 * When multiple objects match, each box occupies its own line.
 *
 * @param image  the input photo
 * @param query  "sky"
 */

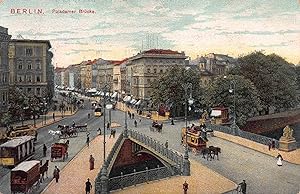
xmin=0 ymin=0 xmax=299 ymax=67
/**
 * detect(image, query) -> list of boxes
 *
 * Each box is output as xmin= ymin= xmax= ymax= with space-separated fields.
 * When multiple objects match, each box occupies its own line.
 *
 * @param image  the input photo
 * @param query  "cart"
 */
xmin=11 ymin=160 xmax=40 ymax=194
xmin=51 ymin=140 xmax=69 ymax=162
xmin=74 ymin=124 xmax=88 ymax=132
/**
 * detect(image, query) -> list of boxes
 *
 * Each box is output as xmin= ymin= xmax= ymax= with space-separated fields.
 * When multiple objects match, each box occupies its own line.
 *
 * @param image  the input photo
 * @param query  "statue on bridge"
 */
xmin=279 ymin=125 xmax=297 ymax=152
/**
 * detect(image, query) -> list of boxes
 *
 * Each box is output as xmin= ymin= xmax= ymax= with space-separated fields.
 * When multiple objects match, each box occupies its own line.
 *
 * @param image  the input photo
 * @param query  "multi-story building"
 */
xmin=8 ymin=39 xmax=54 ymax=99
xmin=112 ymin=60 xmax=124 ymax=93
xmin=191 ymin=53 xmax=237 ymax=87
xmin=97 ymin=60 xmax=113 ymax=91
xmin=0 ymin=26 xmax=11 ymax=112
xmin=125 ymin=49 xmax=187 ymax=100
xmin=68 ymin=64 xmax=80 ymax=90
xmin=92 ymin=58 xmax=107 ymax=90
xmin=54 ymin=67 xmax=65 ymax=87
xmin=79 ymin=61 xmax=88 ymax=91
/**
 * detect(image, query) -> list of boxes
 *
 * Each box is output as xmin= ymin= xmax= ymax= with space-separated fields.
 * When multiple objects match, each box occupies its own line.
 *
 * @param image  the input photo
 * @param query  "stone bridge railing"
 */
xmin=128 ymin=129 xmax=184 ymax=172
xmin=108 ymin=166 xmax=174 ymax=191
xmin=207 ymin=123 xmax=280 ymax=148
xmin=95 ymin=129 xmax=188 ymax=194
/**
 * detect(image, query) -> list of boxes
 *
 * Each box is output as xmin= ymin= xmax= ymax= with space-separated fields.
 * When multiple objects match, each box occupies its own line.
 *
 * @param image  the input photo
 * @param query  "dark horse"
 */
xmin=201 ymin=148 xmax=213 ymax=161
xmin=40 ymin=160 xmax=49 ymax=182
xmin=209 ymin=146 xmax=221 ymax=160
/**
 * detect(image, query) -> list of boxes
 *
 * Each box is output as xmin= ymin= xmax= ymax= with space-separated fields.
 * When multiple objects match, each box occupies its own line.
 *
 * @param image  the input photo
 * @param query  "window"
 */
xmin=147 ymin=68 xmax=151 ymax=73
xmin=27 ymin=88 xmax=32 ymax=92
xmin=160 ymin=69 xmax=163 ymax=73
xmin=36 ymin=76 xmax=41 ymax=82
xmin=18 ymin=76 xmax=22 ymax=82
xmin=36 ymin=88 xmax=40 ymax=95
xmin=25 ymin=48 xmax=33 ymax=56
xmin=36 ymin=61 xmax=41 ymax=69
xmin=153 ymin=68 xmax=157 ymax=73
xmin=18 ymin=61 xmax=23 ymax=69
xmin=147 ymin=79 xmax=150 ymax=84
xmin=28 ymin=64 xmax=32 ymax=69
xmin=27 ymin=75 xmax=32 ymax=82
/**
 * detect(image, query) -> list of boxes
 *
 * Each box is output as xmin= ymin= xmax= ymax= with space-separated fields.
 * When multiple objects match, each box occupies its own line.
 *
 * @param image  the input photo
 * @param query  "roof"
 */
xmin=0 ymin=136 xmax=35 ymax=148
xmin=142 ymin=49 xmax=182 ymax=55
xmin=12 ymin=160 xmax=40 ymax=172
xmin=11 ymin=39 xmax=51 ymax=48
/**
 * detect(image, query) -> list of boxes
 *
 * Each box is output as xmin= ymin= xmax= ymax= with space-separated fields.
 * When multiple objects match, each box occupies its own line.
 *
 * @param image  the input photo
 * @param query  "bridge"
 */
xmin=95 ymin=129 xmax=190 ymax=194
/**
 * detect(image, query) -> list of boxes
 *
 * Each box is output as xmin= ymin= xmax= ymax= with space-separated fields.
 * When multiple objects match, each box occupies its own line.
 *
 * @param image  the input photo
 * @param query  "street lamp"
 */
xmin=224 ymin=75 xmax=238 ymax=133
xmin=122 ymin=92 xmax=131 ymax=138
xmin=102 ymin=84 xmax=112 ymax=163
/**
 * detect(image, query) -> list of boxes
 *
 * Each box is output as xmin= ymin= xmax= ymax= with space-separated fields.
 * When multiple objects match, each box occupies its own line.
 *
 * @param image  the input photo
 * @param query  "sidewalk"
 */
xmin=114 ymin=159 xmax=237 ymax=194
xmin=214 ymin=131 xmax=300 ymax=165
xmin=42 ymin=134 xmax=118 ymax=194
xmin=41 ymin=132 xmax=236 ymax=194
xmin=115 ymin=102 xmax=169 ymax=121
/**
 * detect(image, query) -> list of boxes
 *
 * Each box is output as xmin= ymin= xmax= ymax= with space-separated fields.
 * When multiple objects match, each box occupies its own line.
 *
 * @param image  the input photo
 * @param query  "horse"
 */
xmin=209 ymin=146 xmax=221 ymax=160
xmin=39 ymin=160 xmax=49 ymax=182
xmin=201 ymin=148 xmax=212 ymax=161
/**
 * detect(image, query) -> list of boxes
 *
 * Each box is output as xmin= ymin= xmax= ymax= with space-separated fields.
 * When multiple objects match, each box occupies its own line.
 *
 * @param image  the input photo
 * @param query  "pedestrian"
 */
xmin=107 ymin=122 xmax=110 ymax=130
xmin=238 ymin=180 xmax=247 ymax=194
xmin=88 ymin=113 xmax=90 ymax=119
xmin=43 ymin=144 xmax=47 ymax=157
xmin=132 ymin=113 xmax=135 ymax=119
xmin=134 ymin=120 xmax=137 ymax=127
xmin=183 ymin=181 xmax=188 ymax=194
xmin=112 ymin=129 xmax=116 ymax=138
xmin=165 ymin=140 xmax=168 ymax=149
xmin=85 ymin=178 xmax=92 ymax=194
xmin=53 ymin=166 xmax=60 ymax=183
xmin=89 ymin=155 xmax=95 ymax=170
xmin=72 ymin=120 xmax=75 ymax=127
xmin=109 ymin=129 xmax=113 ymax=138
xmin=53 ymin=112 xmax=55 ymax=121
xmin=97 ymin=127 xmax=102 ymax=135
xmin=276 ymin=153 xmax=283 ymax=166
xmin=139 ymin=118 xmax=141 ymax=123
xmin=272 ymin=138 xmax=276 ymax=149
xmin=268 ymin=139 xmax=272 ymax=151
xmin=86 ymin=134 xmax=90 ymax=147
xmin=171 ymin=118 xmax=174 ymax=125
xmin=129 ymin=112 xmax=132 ymax=119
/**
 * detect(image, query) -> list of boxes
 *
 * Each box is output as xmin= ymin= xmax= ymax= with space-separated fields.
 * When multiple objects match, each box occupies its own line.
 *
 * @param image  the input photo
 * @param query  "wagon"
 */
xmin=51 ymin=140 xmax=69 ymax=161
xmin=74 ymin=124 xmax=88 ymax=132
xmin=11 ymin=160 xmax=40 ymax=194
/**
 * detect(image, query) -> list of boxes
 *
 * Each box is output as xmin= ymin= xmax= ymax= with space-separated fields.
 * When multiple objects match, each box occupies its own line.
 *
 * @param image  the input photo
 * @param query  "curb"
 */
xmin=214 ymin=131 xmax=300 ymax=165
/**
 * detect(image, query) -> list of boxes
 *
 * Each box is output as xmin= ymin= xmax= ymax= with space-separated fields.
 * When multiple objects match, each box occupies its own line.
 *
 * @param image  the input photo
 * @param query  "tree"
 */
xmin=203 ymin=75 xmax=262 ymax=126
xmin=231 ymin=52 xmax=299 ymax=113
xmin=151 ymin=66 xmax=203 ymax=117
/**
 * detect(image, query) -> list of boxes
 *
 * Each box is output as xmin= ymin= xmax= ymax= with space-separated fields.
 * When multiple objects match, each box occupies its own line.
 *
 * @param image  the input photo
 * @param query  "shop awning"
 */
xmin=135 ymin=100 xmax=141 ymax=106
xmin=130 ymin=99 xmax=136 ymax=104
xmin=111 ymin=92 xmax=118 ymax=98
xmin=211 ymin=110 xmax=222 ymax=117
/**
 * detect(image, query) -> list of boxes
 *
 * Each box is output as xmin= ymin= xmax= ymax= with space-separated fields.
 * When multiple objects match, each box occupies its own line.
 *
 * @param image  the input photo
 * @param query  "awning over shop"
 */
xmin=132 ymin=99 xmax=137 ymax=105
xmin=135 ymin=100 xmax=141 ymax=106
xmin=211 ymin=110 xmax=222 ymax=117
xmin=130 ymin=99 xmax=136 ymax=104
xmin=100 ymin=92 xmax=104 ymax=96
xmin=105 ymin=92 xmax=110 ymax=96
xmin=111 ymin=92 xmax=118 ymax=98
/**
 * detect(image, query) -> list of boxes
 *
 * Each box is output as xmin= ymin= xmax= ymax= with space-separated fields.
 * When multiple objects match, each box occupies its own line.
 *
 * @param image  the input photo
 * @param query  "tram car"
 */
xmin=181 ymin=125 xmax=207 ymax=152
xmin=11 ymin=160 xmax=40 ymax=194
xmin=0 ymin=136 xmax=35 ymax=167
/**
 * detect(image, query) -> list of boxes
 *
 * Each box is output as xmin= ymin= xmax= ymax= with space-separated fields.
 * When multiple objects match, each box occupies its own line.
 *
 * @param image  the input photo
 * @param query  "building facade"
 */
xmin=192 ymin=53 xmax=237 ymax=87
xmin=0 ymin=26 xmax=11 ymax=112
xmin=54 ymin=67 xmax=65 ymax=87
xmin=8 ymin=39 xmax=54 ymax=99
xmin=125 ymin=49 xmax=187 ymax=100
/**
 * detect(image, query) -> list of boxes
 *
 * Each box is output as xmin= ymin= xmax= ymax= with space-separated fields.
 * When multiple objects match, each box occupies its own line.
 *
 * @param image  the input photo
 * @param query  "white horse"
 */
xmin=48 ymin=130 xmax=62 ymax=138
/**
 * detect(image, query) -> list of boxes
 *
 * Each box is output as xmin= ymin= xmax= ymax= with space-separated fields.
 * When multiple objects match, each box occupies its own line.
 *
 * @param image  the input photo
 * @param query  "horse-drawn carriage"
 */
xmin=57 ymin=125 xmax=78 ymax=138
xmin=51 ymin=140 xmax=69 ymax=161
xmin=10 ymin=159 xmax=49 ymax=194
xmin=181 ymin=125 xmax=207 ymax=153
xmin=11 ymin=160 xmax=41 ymax=194
xmin=150 ymin=121 xmax=163 ymax=133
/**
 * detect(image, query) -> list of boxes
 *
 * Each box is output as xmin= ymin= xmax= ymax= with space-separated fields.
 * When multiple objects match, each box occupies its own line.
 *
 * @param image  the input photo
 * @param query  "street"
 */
xmin=0 ymin=103 xmax=299 ymax=194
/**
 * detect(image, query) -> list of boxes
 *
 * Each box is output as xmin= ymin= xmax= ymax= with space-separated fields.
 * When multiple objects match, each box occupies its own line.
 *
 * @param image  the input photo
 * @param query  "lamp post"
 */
xmin=182 ymin=82 xmax=192 ymax=176
xmin=102 ymin=84 xmax=112 ymax=163
xmin=229 ymin=80 xmax=236 ymax=127
xmin=122 ymin=92 xmax=131 ymax=138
